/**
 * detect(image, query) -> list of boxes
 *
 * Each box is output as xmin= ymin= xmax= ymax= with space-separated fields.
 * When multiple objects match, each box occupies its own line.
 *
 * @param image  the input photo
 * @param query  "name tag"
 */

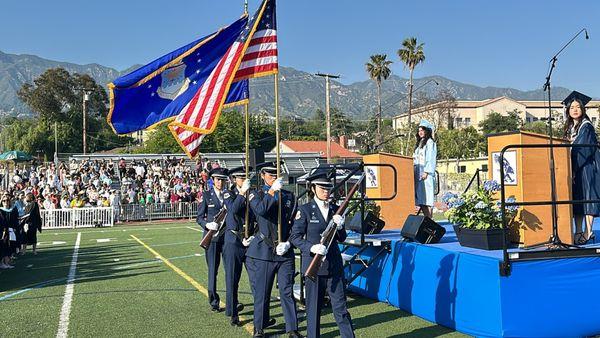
xmin=208 ymin=204 xmax=215 ymax=207
xmin=310 ymin=219 xmax=320 ymax=224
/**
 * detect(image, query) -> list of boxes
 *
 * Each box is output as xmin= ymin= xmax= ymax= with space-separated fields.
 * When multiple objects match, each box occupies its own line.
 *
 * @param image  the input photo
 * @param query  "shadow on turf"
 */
xmin=1 ymin=243 xmax=164 ymax=295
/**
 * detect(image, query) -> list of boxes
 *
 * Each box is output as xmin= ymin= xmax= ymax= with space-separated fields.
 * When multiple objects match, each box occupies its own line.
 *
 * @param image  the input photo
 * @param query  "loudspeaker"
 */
xmin=347 ymin=211 xmax=385 ymax=234
xmin=401 ymin=215 xmax=445 ymax=244
xmin=248 ymin=149 xmax=265 ymax=169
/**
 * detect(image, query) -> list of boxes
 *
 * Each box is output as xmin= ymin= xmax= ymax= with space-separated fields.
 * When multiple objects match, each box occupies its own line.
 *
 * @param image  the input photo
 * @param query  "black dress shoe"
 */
xmin=288 ymin=330 xmax=304 ymax=338
xmin=253 ymin=330 xmax=264 ymax=337
xmin=236 ymin=303 xmax=244 ymax=312
xmin=211 ymin=305 xmax=222 ymax=312
xmin=230 ymin=316 xmax=241 ymax=327
xmin=265 ymin=318 xmax=276 ymax=328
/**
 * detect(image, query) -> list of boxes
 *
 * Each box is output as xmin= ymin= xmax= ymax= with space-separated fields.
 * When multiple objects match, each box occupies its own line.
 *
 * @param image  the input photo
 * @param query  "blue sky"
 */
xmin=2 ymin=0 xmax=599 ymax=95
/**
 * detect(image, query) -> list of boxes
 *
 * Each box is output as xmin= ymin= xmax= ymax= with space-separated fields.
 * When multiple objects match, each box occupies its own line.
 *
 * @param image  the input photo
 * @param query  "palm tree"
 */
xmin=365 ymin=54 xmax=392 ymax=145
xmin=398 ymin=37 xmax=426 ymax=126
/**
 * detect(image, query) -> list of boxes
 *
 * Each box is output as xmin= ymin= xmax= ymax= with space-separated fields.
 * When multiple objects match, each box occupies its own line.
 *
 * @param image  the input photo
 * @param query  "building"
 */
xmin=273 ymin=140 xmax=362 ymax=160
xmin=392 ymin=96 xmax=600 ymax=131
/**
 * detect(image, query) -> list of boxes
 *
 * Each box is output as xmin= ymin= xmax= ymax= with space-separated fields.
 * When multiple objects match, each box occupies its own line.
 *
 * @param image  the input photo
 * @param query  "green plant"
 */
xmin=442 ymin=180 xmax=518 ymax=230
xmin=347 ymin=191 xmax=381 ymax=220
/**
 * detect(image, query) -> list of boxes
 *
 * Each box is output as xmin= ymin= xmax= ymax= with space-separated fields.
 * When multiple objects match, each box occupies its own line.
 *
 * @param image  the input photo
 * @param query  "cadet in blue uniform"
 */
xmin=563 ymin=91 xmax=600 ymax=244
xmin=222 ymin=166 xmax=253 ymax=326
xmin=197 ymin=167 xmax=229 ymax=312
xmin=290 ymin=171 xmax=355 ymax=338
xmin=247 ymin=161 xmax=302 ymax=338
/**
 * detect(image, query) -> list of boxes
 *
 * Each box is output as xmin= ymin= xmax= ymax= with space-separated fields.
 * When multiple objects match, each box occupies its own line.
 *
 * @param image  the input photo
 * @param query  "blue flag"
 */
xmin=107 ymin=16 xmax=249 ymax=135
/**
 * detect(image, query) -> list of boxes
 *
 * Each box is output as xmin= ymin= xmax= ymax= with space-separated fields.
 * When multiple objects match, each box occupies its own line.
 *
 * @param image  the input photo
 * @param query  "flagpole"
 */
xmin=244 ymin=102 xmax=251 ymax=238
xmin=275 ymin=73 xmax=282 ymax=244
xmin=243 ymin=0 xmax=250 ymax=239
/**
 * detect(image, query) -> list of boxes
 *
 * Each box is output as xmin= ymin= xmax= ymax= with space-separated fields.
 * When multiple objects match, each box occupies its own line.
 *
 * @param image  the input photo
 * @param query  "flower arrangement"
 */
xmin=442 ymin=180 xmax=519 ymax=230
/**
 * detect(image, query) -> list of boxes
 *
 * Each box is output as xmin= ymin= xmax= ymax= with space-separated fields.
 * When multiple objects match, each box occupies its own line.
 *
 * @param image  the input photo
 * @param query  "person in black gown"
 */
xmin=563 ymin=91 xmax=600 ymax=244
xmin=0 ymin=192 xmax=19 ymax=268
xmin=21 ymin=192 xmax=42 ymax=255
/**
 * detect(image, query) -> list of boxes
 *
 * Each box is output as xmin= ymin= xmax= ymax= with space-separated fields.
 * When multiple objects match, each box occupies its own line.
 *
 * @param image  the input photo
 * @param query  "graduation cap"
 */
xmin=418 ymin=119 xmax=435 ymax=132
xmin=229 ymin=166 xmax=253 ymax=177
xmin=306 ymin=171 xmax=334 ymax=189
xmin=256 ymin=161 xmax=284 ymax=175
xmin=208 ymin=167 xmax=229 ymax=179
xmin=562 ymin=91 xmax=592 ymax=107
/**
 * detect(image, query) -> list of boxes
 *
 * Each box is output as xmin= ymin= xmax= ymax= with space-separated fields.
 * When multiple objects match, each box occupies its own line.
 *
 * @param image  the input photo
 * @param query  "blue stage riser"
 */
xmin=343 ymin=223 xmax=600 ymax=337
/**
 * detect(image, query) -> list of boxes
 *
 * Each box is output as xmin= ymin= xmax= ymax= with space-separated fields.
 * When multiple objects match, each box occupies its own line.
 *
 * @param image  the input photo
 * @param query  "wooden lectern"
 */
xmin=487 ymin=131 xmax=573 ymax=246
xmin=363 ymin=153 xmax=415 ymax=230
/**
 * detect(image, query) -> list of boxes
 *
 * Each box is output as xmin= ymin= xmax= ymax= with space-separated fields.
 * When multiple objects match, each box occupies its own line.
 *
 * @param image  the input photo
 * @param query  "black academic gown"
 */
xmin=21 ymin=202 xmax=42 ymax=245
xmin=571 ymin=120 xmax=600 ymax=216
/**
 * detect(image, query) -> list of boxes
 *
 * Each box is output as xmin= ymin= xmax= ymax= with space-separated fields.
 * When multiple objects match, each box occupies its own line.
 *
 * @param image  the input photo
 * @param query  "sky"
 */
xmin=2 ymin=0 xmax=600 ymax=96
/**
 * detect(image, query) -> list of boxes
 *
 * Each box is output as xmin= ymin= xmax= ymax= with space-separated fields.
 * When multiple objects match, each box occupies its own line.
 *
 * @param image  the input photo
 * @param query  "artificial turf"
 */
xmin=0 ymin=221 xmax=467 ymax=337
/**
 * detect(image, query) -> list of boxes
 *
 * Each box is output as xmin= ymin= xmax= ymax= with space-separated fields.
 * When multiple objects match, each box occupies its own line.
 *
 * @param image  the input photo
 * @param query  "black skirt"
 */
xmin=26 ymin=228 xmax=38 ymax=245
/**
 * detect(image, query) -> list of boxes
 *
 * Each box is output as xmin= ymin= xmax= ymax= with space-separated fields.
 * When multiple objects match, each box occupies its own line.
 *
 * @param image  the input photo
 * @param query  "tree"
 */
xmin=436 ymin=127 xmax=486 ymax=178
xmin=330 ymin=108 xmax=351 ymax=138
xmin=141 ymin=110 xmax=276 ymax=154
xmin=365 ymin=54 xmax=393 ymax=145
xmin=14 ymin=68 xmax=130 ymax=157
xmin=479 ymin=110 xmax=522 ymax=135
xmin=142 ymin=124 xmax=181 ymax=153
xmin=398 ymin=37 xmax=426 ymax=126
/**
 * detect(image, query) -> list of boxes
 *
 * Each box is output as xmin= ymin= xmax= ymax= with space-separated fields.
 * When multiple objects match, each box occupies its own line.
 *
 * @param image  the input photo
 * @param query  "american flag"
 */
xmin=169 ymin=0 xmax=277 ymax=158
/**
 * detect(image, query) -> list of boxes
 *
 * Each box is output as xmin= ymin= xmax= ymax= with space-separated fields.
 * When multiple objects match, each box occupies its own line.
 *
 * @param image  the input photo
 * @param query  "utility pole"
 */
xmin=78 ymin=88 xmax=94 ymax=154
xmin=316 ymin=73 xmax=340 ymax=163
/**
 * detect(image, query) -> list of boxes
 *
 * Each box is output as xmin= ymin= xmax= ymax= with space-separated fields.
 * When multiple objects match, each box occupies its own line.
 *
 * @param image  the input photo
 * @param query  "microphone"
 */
xmin=585 ymin=29 xmax=590 ymax=39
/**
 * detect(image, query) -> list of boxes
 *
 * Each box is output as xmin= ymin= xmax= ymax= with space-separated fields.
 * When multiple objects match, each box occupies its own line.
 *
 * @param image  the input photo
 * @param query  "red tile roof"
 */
xmin=280 ymin=140 xmax=361 ymax=158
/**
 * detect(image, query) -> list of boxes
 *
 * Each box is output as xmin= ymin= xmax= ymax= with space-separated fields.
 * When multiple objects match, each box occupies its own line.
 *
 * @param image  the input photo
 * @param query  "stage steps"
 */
xmin=341 ymin=236 xmax=391 ymax=288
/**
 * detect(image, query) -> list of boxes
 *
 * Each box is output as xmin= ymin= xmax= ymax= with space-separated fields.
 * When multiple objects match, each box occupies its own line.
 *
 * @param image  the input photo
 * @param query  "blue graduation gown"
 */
xmin=571 ymin=120 xmax=600 ymax=216
xmin=413 ymin=138 xmax=437 ymax=206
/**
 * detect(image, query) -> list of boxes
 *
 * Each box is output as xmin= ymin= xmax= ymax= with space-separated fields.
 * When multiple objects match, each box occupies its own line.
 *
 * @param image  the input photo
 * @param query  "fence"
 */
xmin=118 ymin=202 xmax=199 ymax=222
xmin=40 ymin=207 xmax=114 ymax=229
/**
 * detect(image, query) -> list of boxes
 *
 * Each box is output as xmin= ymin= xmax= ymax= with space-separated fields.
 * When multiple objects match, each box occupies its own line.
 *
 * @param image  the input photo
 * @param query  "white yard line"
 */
xmin=56 ymin=232 xmax=81 ymax=338
xmin=186 ymin=226 xmax=202 ymax=232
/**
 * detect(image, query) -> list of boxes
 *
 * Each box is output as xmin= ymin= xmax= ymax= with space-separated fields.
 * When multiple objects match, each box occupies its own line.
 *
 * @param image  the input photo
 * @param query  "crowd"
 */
xmin=0 ymin=157 xmax=221 ymax=212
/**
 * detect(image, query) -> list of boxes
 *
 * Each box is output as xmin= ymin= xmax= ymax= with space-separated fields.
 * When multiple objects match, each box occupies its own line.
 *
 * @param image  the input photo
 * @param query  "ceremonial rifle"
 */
xmin=305 ymin=173 xmax=365 ymax=281
xmin=200 ymin=207 xmax=227 ymax=249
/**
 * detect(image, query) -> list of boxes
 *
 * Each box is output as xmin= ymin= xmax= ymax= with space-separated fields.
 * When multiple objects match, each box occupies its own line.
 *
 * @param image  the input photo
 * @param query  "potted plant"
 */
xmin=442 ymin=180 xmax=519 ymax=250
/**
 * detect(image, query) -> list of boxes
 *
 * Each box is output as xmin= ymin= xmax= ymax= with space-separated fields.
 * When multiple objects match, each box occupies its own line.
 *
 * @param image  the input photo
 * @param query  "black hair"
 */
xmin=415 ymin=126 xmax=433 ymax=149
xmin=563 ymin=98 xmax=590 ymax=139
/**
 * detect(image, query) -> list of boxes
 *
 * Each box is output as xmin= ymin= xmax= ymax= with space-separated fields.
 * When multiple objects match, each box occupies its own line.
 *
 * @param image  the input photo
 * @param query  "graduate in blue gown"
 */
xmin=413 ymin=119 xmax=438 ymax=218
xmin=563 ymin=91 xmax=600 ymax=244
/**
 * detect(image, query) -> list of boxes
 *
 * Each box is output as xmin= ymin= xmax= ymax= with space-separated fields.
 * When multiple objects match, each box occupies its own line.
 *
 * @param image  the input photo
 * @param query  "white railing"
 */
xmin=119 ymin=202 xmax=198 ymax=222
xmin=40 ymin=207 xmax=114 ymax=229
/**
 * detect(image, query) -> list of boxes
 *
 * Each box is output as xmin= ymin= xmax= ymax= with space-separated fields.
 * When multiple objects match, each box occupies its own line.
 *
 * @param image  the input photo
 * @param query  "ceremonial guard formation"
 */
xmin=196 ymin=162 xmax=356 ymax=338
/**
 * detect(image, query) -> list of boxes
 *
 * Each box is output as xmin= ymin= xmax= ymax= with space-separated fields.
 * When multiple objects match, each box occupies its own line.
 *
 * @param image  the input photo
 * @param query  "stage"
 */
xmin=343 ymin=221 xmax=600 ymax=337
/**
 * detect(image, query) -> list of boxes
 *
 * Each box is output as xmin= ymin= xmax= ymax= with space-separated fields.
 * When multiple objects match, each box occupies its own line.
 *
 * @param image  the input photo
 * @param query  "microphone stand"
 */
xmin=525 ymin=28 xmax=588 ymax=250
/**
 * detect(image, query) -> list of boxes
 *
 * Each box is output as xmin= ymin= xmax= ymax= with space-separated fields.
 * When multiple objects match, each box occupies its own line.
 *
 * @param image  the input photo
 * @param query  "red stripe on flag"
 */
xmin=234 ymin=64 xmax=278 ymax=81
xmin=241 ymin=49 xmax=278 ymax=62
xmin=248 ymin=36 xmax=277 ymax=47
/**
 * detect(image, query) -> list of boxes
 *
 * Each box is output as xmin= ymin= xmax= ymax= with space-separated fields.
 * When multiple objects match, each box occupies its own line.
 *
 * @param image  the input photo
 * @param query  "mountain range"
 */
xmin=0 ymin=50 xmax=574 ymax=120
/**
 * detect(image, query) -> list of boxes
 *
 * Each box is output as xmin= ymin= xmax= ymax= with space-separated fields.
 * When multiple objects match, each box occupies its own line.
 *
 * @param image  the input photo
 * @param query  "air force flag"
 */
xmin=107 ymin=16 xmax=249 ymax=135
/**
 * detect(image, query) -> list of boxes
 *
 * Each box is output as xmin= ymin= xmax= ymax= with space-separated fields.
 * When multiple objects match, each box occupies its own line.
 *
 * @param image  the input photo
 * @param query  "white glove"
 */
xmin=310 ymin=244 xmax=328 ymax=256
xmin=239 ymin=179 xmax=251 ymax=195
xmin=206 ymin=221 xmax=219 ymax=231
xmin=333 ymin=214 xmax=345 ymax=230
xmin=270 ymin=178 xmax=283 ymax=192
xmin=242 ymin=235 xmax=254 ymax=247
xmin=275 ymin=241 xmax=291 ymax=255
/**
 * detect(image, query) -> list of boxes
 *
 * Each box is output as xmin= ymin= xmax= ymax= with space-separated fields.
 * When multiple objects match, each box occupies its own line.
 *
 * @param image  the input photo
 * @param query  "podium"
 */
xmin=363 ymin=153 xmax=415 ymax=230
xmin=487 ymin=131 xmax=573 ymax=246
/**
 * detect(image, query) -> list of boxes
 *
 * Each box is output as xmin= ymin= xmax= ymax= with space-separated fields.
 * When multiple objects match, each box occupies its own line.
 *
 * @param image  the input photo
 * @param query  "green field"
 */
xmin=0 ymin=221 xmax=466 ymax=337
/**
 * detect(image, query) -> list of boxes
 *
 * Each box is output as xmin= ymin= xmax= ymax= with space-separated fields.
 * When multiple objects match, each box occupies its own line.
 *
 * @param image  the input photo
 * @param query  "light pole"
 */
xmin=316 ymin=72 xmax=340 ymax=163
xmin=79 ymin=88 xmax=94 ymax=154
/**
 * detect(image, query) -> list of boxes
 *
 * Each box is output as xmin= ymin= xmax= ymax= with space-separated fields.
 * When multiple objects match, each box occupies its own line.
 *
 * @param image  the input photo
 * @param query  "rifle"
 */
xmin=199 ymin=207 xmax=227 ymax=249
xmin=304 ymin=173 xmax=365 ymax=281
